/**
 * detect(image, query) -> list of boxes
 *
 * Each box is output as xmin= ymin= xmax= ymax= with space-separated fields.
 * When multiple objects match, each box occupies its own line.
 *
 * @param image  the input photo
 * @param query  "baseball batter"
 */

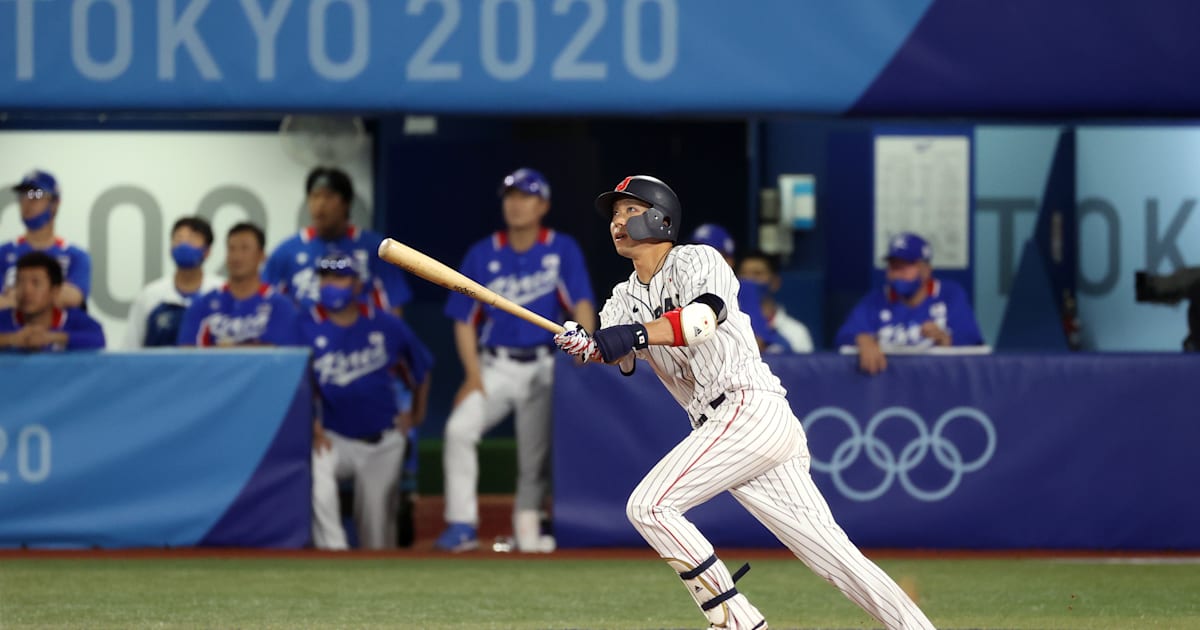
xmin=435 ymin=168 xmax=596 ymax=554
xmin=554 ymin=176 xmax=935 ymax=630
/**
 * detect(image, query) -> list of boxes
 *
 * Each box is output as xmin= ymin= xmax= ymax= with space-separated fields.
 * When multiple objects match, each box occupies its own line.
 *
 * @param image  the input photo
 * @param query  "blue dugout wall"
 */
xmin=0 ymin=350 xmax=312 ymax=549
xmin=554 ymin=354 xmax=1200 ymax=550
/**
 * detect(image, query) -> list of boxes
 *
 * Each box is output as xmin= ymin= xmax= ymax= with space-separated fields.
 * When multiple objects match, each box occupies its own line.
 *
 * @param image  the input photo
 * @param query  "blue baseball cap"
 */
xmin=499 ymin=168 xmax=551 ymax=200
xmin=12 ymin=169 xmax=59 ymax=196
xmin=315 ymin=251 xmax=359 ymax=277
xmin=885 ymin=232 xmax=932 ymax=263
xmin=688 ymin=223 xmax=735 ymax=257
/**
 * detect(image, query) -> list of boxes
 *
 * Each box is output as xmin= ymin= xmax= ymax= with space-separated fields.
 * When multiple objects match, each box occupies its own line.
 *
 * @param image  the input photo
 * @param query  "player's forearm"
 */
xmin=642 ymin=317 xmax=682 ymax=346
xmin=563 ymin=300 xmax=720 ymax=362
xmin=411 ymin=379 xmax=432 ymax=426
xmin=56 ymin=283 xmax=85 ymax=308
xmin=854 ymin=333 xmax=879 ymax=349
xmin=572 ymin=300 xmax=597 ymax=333
xmin=600 ymin=301 xmax=721 ymax=353
xmin=452 ymin=321 xmax=482 ymax=379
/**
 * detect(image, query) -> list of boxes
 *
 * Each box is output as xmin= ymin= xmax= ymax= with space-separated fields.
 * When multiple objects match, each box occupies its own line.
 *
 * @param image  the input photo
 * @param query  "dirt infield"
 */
xmin=4 ymin=494 xmax=1197 ymax=561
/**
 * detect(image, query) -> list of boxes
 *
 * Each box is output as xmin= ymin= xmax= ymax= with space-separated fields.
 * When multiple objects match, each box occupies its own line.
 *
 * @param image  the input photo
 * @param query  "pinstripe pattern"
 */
xmin=600 ymin=244 xmax=935 ymax=629
xmin=600 ymin=245 xmax=786 ymax=425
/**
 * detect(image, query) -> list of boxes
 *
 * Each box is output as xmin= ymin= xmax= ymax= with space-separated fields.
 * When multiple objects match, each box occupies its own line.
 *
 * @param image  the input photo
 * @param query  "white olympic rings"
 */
xmin=801 ymin=406 xmax=997 ymax=502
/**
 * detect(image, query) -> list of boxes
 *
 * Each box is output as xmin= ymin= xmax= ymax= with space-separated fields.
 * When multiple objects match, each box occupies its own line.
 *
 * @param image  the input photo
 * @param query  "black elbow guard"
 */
xmin=690 ymin=293 xmax=727 ymax=324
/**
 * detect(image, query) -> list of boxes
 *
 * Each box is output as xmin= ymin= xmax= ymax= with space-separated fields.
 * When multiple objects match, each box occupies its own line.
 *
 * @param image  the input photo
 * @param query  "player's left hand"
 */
xmin=21 ymin=326 xmax=54 ymax=350
xmin=10 ymin=326 xmax=38 ymax=350
xmin=395 ymin=410 xmax=417 ymax=432
xmin=554 ymin=321 xmax=597 ymax=362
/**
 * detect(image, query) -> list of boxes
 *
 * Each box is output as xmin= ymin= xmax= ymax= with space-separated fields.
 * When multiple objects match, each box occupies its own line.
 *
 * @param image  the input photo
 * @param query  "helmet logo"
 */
xmin=615 ymin=176 xmax=633 ymax=192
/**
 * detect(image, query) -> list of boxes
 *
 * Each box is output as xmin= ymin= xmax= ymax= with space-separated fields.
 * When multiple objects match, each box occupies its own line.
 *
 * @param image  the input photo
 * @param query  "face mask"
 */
xmin=319 ymin=284 xmax=355 ymax=311
xmin=743 ymin=279 xmax=772 ymax=296
xmin=889 ymin=277 xmax=924 ymax=299
xmin=171 ymin=243 xmax=206 ymax=269
xmin=22 ymin=208 xmax=53 ymax=231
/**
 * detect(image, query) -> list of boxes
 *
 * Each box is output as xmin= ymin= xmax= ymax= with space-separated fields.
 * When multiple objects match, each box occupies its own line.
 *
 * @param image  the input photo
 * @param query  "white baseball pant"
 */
xmin=311 ymin=428 xmax=406 ymax=550
xmin=626 ymin=390 xmax=935 ymax=630
xmin=442 ymin=350 xmax=554 ymax=529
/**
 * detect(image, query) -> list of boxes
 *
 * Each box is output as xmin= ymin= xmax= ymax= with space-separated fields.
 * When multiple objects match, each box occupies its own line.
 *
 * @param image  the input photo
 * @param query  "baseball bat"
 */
xmin=377 ymin=238 xmax=565 ymax=334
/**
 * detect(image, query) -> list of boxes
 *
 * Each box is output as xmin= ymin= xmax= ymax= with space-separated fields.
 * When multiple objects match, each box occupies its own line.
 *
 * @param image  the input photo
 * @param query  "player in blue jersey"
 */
xmin=123 ymin=217 xmax=224 ymax=348
xmin=177 ymin=222 xmax=301 ymax=347
xmin=0 ymin=252 xmax=104 ymax=352
xmin=0 ymin=170 xmax=91 ymax=311
xmin=435 ymin=168 xmax=596 ymax=554
xmin=835 ymin=232 xmax=985 ymax=374
xmin=687 ymin=223 xmax=772 ymax=350
xmin=304 ymin=252 xmax=433 ymax=550
xmin=264 ymin=167 xmax=411 ymax=314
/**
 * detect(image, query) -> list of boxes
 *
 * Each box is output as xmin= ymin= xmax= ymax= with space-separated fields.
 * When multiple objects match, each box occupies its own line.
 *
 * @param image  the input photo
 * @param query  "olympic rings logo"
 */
xmin=801 ymin=406 xmax=997 ymax=502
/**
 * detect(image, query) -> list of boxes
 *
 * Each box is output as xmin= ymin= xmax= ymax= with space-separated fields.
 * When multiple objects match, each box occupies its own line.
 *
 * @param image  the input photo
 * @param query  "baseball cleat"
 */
xmin=434 ymin=523 xmax=479 ymax=552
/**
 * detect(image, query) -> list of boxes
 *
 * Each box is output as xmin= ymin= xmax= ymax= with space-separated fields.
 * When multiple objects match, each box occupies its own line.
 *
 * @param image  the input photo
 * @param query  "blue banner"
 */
xmin=553 ymin=353 xmax=1200 ymax=549
xmin=0 ymin=349 xmax=312 ymax=549
xmin=4 ymin=1 xmax=1199 ymax=114
xmin=0 ymin=0 xmax=927 ymax=112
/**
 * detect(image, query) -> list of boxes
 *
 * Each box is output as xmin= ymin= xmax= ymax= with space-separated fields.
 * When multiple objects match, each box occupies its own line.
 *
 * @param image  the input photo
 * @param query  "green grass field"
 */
xmin=2 ymin=556 xmax=1198 ymax=629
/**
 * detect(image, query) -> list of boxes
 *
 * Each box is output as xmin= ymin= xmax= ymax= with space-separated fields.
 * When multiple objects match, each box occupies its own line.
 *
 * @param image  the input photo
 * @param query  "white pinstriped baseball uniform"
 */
xmin=599 ymin=244 xmax=935 ymax=630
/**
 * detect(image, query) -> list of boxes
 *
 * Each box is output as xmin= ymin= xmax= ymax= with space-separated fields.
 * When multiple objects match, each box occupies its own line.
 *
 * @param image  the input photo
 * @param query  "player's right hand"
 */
xmin=554 ymin=321 xmax=598 ymax=362
xmin=8 ymin=326 xmax=36 ymax=350
xmin=920 ymin=320 xmax=952 ymax=346
xmin=453 ymin=374 xmax=484 ymax=407
xmin=858 ymin=341 xmax=888 ymax=375
xmin=313 ymin=421 xmax=332 ymax=453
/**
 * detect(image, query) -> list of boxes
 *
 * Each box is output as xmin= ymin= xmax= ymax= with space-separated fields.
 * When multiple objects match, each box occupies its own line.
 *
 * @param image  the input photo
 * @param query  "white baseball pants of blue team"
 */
xmin=311 ymin=428 xmax=407 ymax=550
xmin=442 ymin=349 xmax=554 ymax=548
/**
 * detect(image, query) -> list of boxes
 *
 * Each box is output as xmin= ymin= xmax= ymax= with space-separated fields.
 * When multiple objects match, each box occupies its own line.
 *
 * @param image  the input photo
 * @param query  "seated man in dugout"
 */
xmin=835 ymin=232 xmax=984 ymax=375
xmin=0 ymin=252 xmax=104 ymax=352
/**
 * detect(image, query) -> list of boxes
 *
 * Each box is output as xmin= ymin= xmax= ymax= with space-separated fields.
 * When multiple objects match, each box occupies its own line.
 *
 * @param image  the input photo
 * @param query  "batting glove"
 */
xmin=554 ymin=321 xmax=598 ymax=362
xmin=592 ymin=324 xmax=649 ymax=363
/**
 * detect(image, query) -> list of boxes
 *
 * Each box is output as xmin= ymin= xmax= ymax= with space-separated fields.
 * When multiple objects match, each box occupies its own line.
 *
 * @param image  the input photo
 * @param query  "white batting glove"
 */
xmin=554 ymin=321 xmax=598 ymax=362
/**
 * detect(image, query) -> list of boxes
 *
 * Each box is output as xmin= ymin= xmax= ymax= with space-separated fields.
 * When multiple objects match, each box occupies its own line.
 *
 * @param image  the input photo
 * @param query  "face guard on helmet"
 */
xmin=595 ymin=175 xmax=682 ymax=243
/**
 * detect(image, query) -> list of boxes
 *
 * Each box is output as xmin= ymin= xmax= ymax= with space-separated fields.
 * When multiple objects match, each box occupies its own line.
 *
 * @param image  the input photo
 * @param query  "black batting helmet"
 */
xmin=594 ymin=175 xmax=681 ymax=242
